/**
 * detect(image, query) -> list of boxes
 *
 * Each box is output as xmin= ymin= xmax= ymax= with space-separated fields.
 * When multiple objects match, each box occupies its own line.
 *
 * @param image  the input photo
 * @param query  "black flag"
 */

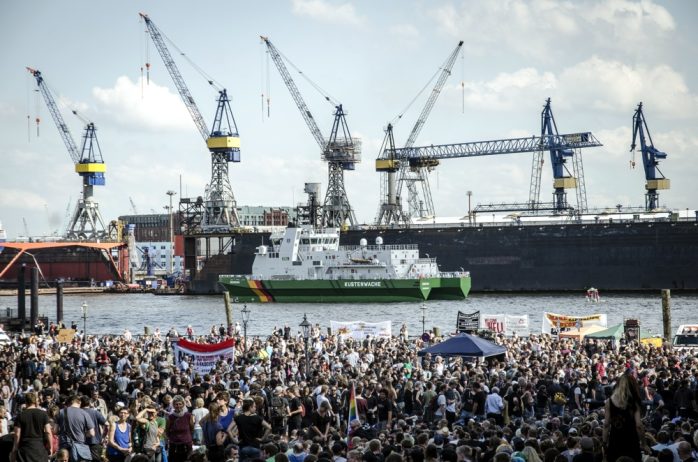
xmin=457 ymin=310 xmax=480 ymax=333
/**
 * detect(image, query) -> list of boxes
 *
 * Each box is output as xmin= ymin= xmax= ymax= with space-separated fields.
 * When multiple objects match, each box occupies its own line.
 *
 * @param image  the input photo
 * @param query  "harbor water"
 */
xmin=2 ymin=292 xmax=697 ymax=338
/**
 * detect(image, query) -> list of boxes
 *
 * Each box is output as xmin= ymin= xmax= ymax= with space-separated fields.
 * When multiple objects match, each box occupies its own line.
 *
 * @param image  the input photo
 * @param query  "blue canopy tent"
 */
xmin=418 ymin=333 xmax=507 ymax=358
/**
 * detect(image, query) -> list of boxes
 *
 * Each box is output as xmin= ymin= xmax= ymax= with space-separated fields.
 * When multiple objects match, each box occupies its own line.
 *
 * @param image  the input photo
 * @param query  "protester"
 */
xmin=3 ymin=318 xmax=698 ymax=462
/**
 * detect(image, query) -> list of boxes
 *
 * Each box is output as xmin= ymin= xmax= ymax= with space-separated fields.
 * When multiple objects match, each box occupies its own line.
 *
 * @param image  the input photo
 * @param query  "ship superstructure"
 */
xmin=219 ymin=226 xmax=470 ymax=302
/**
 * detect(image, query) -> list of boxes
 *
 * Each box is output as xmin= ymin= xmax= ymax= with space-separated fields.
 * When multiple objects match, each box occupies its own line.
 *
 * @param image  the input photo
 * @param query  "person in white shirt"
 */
xmin=485 ymin=387 xmax=505 ymax=425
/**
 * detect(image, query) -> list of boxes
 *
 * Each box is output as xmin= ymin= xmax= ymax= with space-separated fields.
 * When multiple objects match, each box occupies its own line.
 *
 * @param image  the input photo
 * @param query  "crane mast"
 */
xmin=262 ymin=36 xmax=360 ymax=227
xmin=631 ymin=103 xmax=669 ymax=211
xmin=376 ymin=41 xmax=463 ymax=224
xmin=27 ymin=67 xmax=108 ymax=240
xmin=529 ymin=98 xmax=588 ymax=212
xmin=140 ymin=13 xmax=240 ymax=230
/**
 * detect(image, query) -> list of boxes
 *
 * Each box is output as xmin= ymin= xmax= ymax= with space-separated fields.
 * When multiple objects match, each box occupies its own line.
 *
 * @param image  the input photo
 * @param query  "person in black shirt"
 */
xmin=231 ymin=398 xmax=271 ymax=461
xmin=311 ymin=401 xmax=334 ymax=442
xmin=375 ymin=389 xmax=394 ymax=431
xmin=11 ymin=391 xmax=52 ymax=462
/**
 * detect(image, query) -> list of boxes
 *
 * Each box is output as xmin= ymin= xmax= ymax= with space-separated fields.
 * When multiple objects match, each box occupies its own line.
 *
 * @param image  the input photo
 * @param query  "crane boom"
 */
xmin=140 ymin=13 xmax=209 ymax=141
xmin=261 ymin=36 xmax=327 ymax=151
xmin=26 ymin=67 xmax=80 ymax=164
xmin=404 ymin=41 xmax=463 ymax=149
xmin=391 ymin=132 xmax=602 ymax=160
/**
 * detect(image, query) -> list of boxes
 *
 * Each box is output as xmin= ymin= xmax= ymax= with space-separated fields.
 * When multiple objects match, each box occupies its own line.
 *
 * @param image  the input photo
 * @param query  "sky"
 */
xmin=1 ymin=0 xmax=697 ymax=239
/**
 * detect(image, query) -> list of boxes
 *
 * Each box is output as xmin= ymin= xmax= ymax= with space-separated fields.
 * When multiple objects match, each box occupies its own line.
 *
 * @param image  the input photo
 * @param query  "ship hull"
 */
xmin=219 ymin=275 xmax=470 ymax=303
xmin=190 ymin=220 xmax=698 ymax=293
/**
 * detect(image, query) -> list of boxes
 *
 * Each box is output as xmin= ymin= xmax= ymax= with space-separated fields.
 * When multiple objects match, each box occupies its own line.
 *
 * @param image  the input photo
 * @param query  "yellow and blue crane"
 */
xmin=140 ymin=12 xmax=240 ymax=231
xmin=630 ymin=103 xmax=669 ymax=211
xmin=380 ymin=99 xmax=600 ymax=218
xmin=27 ymin=67 xmax=108 ymax=240
xmin=261 ymin=36 xmax=361 ymax=228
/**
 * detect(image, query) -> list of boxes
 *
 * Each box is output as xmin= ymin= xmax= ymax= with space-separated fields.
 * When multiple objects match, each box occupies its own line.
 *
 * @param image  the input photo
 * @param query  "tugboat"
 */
xmin=218 ymin=225 xmax=470 ymax=303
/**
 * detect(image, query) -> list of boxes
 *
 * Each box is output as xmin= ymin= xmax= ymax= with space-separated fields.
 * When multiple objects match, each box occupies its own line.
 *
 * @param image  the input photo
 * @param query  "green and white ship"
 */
xmin=218 ymin=225 xmax=470 ymax=303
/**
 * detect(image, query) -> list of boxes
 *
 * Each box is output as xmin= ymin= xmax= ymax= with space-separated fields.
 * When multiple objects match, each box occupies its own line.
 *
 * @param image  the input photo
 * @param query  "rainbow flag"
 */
xmin=347 ymin=383 xmax=358 ymax=432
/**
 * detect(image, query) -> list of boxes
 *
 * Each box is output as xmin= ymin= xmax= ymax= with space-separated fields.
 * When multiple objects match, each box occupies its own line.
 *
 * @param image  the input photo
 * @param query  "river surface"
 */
xmin=2 ymin=292 xmax=696 ymax=338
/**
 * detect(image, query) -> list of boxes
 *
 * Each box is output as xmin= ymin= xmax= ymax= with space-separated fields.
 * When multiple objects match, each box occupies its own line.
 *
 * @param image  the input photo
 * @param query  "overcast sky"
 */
xmin=1 ymin=0 xmax=696 ymax=239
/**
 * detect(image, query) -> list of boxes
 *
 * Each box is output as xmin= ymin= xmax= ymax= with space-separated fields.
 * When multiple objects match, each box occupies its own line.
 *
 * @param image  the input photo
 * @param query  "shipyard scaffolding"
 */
xmin=27 ymin=67 xmax=110 ymax=241
xmin=262 ymin=37 xmax=361 ymax=228
xmin=140 ymin=13 xmax=240 ymax=233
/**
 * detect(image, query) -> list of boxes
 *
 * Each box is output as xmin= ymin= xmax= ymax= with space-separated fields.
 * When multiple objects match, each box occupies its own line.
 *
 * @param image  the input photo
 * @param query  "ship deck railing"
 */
xmin=340 ymin=244 xmax=418 ymax=251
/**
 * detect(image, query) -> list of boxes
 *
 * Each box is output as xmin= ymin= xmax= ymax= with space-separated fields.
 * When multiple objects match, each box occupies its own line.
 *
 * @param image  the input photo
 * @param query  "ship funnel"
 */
xmin=375 ymin=236 xmax=383 ymax=246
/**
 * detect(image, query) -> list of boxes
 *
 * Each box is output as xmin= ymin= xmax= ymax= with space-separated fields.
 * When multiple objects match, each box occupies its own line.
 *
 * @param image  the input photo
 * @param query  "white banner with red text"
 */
xmin=479 ymin=314 xmax=530 ymax=336
xmin=173 ymin=338 xmax=236 ymax=375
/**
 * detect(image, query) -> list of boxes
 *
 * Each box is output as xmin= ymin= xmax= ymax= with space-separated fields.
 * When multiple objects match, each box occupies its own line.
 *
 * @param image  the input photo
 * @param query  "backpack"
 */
xmin=430 ymin=394 xmax=441 ymax=412
xmin=553 ymin=391 xmax=567 ymax=405
xmin=132 ymin=422 xmax=147 ymax=453
xmin=270 ymin=396 xmax=287 ymax=419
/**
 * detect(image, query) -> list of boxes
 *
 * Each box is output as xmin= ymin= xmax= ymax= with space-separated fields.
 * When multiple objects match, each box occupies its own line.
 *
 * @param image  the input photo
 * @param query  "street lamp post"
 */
xmin=166 ymin=190 xmax=177 ymax=275
xmin=241 ymin=304 xmax=250 ymax=351
xmin=420 ymin=303 xmax=426 ymax=335
xmin=299 ymin=314 xmax=311 ymax=378
xmin=81 ymin=301 xmax=88 ymax=340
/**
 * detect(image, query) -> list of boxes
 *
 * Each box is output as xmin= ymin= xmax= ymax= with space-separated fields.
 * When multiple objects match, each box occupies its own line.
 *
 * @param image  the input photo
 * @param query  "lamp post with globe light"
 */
xmin=81 ymin=301 xmax=88 ymax=339
xmin=241 ymin=304 xmax=250 ymax=351
xmin=300 ymin=314 xmax=311 ymax=378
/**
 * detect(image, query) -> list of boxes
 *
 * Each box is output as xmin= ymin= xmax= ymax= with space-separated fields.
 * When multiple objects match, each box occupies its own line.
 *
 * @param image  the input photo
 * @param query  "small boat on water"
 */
xmin=218 ymin=225 xmax=471 ymax=303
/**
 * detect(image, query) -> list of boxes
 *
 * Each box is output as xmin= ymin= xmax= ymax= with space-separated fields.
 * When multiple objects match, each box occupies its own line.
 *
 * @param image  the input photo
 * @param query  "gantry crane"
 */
xmin=27 ymin=67 xmax=109 ymax=240
xmin=630 ymin=103 xmax=669 ymax=211
xmin=528 ymin=98 xmax=588 ymax=213
xmin=261 ymin=36 xmax=361 ymax=228
xmin=387 ymin=129 xmax=602 ymax=214
xmin=140 ymin=13 xmax=240 ymax=231
xmin=375 ymin=41 xmax=463 ymax=225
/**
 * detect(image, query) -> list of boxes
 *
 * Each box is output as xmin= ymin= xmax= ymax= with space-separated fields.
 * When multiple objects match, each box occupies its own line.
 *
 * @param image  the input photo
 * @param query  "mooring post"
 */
xmin=662 ymin=289 xmax=671 ymax=344
xmin=56 ymin=282 xmax=64 ymax=325
xmin=223 ymin=292 xmax=233 ymax=334
xmin=30 ymin=267 xmax=39 ymax=330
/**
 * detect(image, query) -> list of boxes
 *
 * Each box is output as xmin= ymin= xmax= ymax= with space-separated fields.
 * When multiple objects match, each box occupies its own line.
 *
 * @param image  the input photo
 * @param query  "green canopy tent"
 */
xmin=586 ymin=323 xmax=658 ymax=343
xmin=586 ymin=324 xmax=624 ymax=341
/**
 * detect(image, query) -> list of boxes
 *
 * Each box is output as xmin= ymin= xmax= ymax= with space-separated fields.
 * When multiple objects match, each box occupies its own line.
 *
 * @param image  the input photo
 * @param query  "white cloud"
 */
xmin=461 ymin=68 xmax=557 ymax=110
xmin=91 ymin=76 xmax=192 ymax=131
xmin=430 ymin=0 xmax=674 ymax=60
xmin=291 ymin=0 xmax=364 ymax=26
xmin=557 ymin=57 xmax=698 ymax=117
xmin=457 ymin=57 xmax=697 ymax=118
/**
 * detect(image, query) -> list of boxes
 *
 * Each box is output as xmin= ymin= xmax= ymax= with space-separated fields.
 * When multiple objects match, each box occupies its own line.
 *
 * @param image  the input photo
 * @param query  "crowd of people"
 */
xmin=2 ymin=320 xmax=698 ymax=462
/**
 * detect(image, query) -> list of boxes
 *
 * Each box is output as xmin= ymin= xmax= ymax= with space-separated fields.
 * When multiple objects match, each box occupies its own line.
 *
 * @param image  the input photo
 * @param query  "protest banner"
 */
xmin=456 ymin=311 xmax=480 ymax=333
xmin=56 ymin=329 xmax=75 ymax=343
xmin=479 ymin=315 xmax=529 ymax=336
xmin=330 ymin=320 xmax=391 ymax=339
xmin=541 ymin=312 xmax=607 ymax=335
xmin=174 ymin=338 xmax=236 ymax=375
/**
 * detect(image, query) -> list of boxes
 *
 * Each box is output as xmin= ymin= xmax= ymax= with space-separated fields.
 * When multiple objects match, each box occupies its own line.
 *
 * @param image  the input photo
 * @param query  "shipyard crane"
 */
xmin=388 ymin=130 xmax=602 ymax=213
xmin=376 ymin=41 xmax=463 ymax=224
xmin=261 ymin=36 xmax=361 ymax=228
xmin=140 ymin=12 xmax=240 ymax=231
xmin=528 ymin=98 xmax=588 ymax=213
xmin=26 ymin=67 xmax=109 ymax=240
xmin=630 ymin=103 xmax=669 ymax=211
